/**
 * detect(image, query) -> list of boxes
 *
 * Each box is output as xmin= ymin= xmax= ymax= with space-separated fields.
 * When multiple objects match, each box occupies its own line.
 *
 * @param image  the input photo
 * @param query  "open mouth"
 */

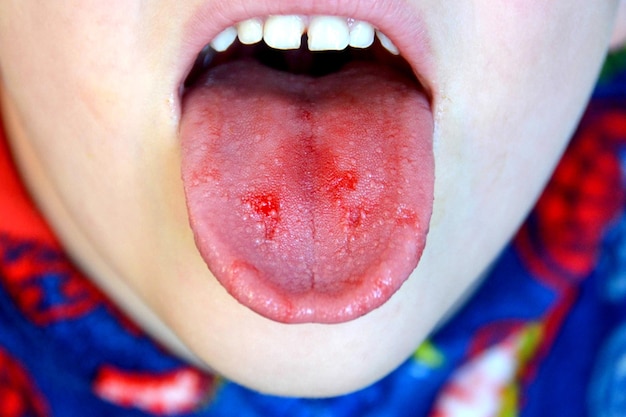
xmin=179 ymin=13 xmax=435 ymax=324
xmin=183 ymin=16 xmax=412 ymax=87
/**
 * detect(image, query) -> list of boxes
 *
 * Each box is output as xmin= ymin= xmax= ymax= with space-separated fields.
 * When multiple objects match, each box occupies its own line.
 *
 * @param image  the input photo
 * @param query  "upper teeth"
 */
xmin=209 ymin=15 xmax=399 ymax=55
xmin=237 ymin=18 xmax=264 ymax=45
xmin=264 ymin=15 xmax=306 ymax=50
xmin=308 ymin=16 xmax=349 ymax=51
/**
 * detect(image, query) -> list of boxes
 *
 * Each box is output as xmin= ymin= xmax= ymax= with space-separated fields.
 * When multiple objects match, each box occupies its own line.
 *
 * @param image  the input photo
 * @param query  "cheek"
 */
xmin=0 ymin=1 xmax=189 ymax=289
xmin=421 ymin=0 xmax=615 ymax=296
xmin=464 ymin=0 xmax=615 ymax=191
xmin=433 ymin=0 xmax=615 ymax=196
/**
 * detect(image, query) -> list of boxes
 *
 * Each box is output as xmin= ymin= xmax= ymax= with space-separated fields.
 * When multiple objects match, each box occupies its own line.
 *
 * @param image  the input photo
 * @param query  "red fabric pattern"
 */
xmin=94 ymin=365 xmax=216 ymax=415
xmin=516 ymin=104 xmax=626 ymax=288
xmin=0 ymin=235 xmax=105 ymax=326
xmin=0 ymin=348 xmax=49 ymax=417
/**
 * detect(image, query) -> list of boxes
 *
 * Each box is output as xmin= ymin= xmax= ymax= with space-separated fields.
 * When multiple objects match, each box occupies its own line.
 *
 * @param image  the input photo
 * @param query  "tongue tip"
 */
xmin=229 ymin=272 xmax=406 ymax=325
xmin=222 ymin=235 xmax=427 ymax=325
xmin=228 ymin=276 xmax=394 ymax=325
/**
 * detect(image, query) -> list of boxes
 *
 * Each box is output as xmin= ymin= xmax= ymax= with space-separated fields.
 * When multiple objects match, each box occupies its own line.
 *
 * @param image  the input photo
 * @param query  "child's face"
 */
xmin=0 ymin=0 xmax=622 ymax=396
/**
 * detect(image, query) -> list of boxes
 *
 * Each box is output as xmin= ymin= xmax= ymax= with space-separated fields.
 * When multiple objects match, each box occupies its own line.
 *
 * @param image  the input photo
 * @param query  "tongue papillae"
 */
xmin=180 ymin=59 xmax=434 ymax=324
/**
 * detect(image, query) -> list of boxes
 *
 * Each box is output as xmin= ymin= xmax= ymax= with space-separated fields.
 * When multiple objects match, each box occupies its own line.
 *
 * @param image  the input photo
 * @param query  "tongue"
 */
xmin=180 ymin=59 xmax=434 ymax=324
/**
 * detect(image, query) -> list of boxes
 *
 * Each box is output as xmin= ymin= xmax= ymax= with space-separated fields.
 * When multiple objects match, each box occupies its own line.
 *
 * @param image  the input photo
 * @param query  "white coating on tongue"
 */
xmin=180 ymin=60 xmax=434 ymax=323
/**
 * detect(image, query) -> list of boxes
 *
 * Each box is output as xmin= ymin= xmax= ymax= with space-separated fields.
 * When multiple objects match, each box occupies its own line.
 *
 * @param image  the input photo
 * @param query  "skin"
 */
xmin=0 ymin=0 xmax=625 ymax=398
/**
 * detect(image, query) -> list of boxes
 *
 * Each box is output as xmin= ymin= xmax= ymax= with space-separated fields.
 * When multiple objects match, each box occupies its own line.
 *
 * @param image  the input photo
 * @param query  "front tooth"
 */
xmin=307 ymin=16 xmax=349 ymax=51
xmin=237 ymin=18 xmax=263 ymax=45
xmin=376 ymin=30 xmax=399 ymax=55
xmin=210 ymin=27 xmax=237 ymax=52
xmin=264 ymin=15 xmax=306 ymax=50
xmin=349 ymin=20 xmax=375 ymax=48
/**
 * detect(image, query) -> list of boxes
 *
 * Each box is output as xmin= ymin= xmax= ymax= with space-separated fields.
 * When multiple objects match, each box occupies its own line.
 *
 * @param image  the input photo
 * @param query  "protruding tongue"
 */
xmin=180 ymin=59 xmax=433 ymax=323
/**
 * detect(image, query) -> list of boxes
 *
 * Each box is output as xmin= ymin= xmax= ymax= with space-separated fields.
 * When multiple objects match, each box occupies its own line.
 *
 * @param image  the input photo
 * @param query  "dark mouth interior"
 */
xmin=183 ymin=35 xmax=416 ymax=92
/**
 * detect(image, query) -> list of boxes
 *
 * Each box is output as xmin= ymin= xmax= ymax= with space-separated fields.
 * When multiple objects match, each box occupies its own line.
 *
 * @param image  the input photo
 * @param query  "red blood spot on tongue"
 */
xmin=180 ymin=60 xmax=434 ymax=323
xmin=243 ymin=193 xmax=281 ymax=240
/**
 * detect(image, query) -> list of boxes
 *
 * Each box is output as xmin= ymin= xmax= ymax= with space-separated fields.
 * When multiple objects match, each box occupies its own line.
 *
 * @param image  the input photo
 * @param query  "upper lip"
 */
xmin=175 ymin=0 xmax=435 ymax=101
